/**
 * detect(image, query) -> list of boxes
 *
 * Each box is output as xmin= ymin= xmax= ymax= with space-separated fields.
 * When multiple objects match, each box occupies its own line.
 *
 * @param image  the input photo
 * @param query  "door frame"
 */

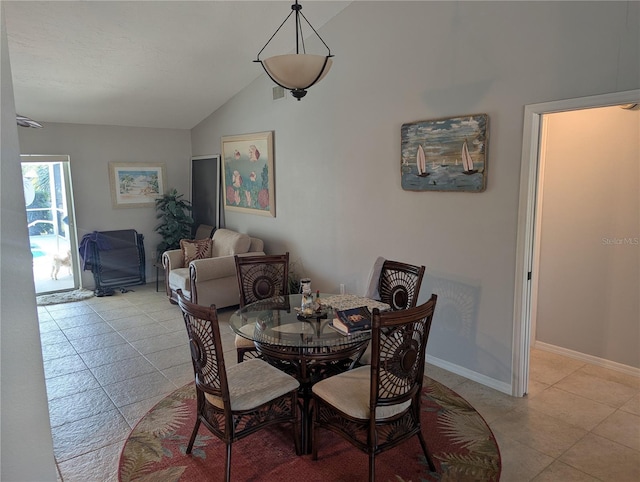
xmin=512 ymin=89 xmax=640 ymax=397
xmin=21 ymin=154 xmax=81 ymax=293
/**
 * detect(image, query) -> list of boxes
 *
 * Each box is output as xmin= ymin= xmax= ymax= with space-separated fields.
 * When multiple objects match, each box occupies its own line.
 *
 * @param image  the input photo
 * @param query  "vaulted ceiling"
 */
xmin=4 ymin=1 xmax=349 ymax=129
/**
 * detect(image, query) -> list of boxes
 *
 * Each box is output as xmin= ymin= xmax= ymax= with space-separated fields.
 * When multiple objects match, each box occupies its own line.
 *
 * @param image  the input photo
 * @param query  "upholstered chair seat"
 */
xmin=312 ymin=365 xmax=411 ymax=420
xmin=234 ymin=332 xmax=256 ymax=352
xmin=204 ymin=358 xmax=299 ymax=411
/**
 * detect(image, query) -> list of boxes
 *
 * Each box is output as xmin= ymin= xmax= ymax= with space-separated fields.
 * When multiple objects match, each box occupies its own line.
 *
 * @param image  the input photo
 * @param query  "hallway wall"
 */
xmin=536 ymin=106 xmax=640 ymax=368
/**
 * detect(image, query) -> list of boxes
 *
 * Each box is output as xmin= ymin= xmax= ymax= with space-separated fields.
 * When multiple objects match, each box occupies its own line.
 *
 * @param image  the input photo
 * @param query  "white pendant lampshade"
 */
xmin=255 ymin=1 xmax=334 ymax=100
xmin=262 ymin=54 xmax=333 ymax=90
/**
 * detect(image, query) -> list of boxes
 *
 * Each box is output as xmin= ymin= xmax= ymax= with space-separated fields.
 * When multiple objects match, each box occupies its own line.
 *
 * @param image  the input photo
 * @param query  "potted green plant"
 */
xmin=288 ymin=257 xmax=305 ymax=295
xmin=154 ymin=188 xmax=194 ymax=261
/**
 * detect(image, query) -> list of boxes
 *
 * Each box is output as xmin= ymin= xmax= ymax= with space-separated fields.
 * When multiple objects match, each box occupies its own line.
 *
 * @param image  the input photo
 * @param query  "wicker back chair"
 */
xmin=378 ymin=259 xmax=425 ymax=311
xmin=312 ymin=294 xmax=438 ymax=481
xmin=177 ymin=291 xmax=300 ymax=481
xmin=357 ymin=259 xmax=426 ymax=365
xmin=233 ymin=253 xmax=290 ymax=362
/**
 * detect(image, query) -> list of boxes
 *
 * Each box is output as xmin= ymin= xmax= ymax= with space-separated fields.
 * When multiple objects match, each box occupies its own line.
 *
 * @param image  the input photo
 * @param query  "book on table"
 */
xmin=331 ymin=306 xmax=372 ymax=334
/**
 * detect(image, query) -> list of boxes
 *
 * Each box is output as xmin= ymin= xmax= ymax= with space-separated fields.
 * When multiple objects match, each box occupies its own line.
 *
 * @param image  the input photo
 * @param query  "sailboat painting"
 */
xmin=416 ymin=144 xmax=429 ymax=177
xmin=461 ymin=140 xmax=477 ymax=175
xmin=401 ymin=114 xmax=488 ymax=192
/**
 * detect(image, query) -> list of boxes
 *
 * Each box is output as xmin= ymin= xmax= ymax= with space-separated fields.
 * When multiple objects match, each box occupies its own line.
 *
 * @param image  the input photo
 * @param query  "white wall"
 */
xmin=536 ymin=106 xmax=639 ymax=368
xmin=18 ymin=123 xmax=192 ymax=288
xmin=1 ymin=8 xmax=57 ymax=480
xmin=191 ymin=1 xmax=640 ymax=391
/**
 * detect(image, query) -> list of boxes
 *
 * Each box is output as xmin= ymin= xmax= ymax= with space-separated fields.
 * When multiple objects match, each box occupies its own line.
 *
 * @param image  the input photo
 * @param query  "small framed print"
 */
xmin=109 ymin=162 xmax=166 ymax=208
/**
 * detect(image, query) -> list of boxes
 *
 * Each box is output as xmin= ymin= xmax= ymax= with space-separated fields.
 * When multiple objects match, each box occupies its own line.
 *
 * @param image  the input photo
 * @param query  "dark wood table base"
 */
xmin=256 ymin=340 xmax=369 ymax=454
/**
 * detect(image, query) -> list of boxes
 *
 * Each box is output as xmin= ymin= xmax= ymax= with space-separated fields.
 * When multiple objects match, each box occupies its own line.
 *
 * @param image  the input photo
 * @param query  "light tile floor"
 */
xmin=38 ymin=284 xmax=639 ymax=481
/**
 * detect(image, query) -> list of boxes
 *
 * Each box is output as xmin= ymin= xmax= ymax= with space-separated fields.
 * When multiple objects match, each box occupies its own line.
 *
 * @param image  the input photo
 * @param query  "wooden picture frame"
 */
xmin=221 ymin=131 xmax=275 ymax=217
xmin=109 ymin=162 xmax=166 ymax=208
xmin=401 ymin=114 xmax=489 ymax=192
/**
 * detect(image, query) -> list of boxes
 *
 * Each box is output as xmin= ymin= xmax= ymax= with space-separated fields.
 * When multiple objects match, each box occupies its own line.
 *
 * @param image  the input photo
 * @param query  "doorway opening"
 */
xmin=21 ymin=155 xmax=80 ymax=294
xmin=513 ymin=89 xmax=640 ymax=397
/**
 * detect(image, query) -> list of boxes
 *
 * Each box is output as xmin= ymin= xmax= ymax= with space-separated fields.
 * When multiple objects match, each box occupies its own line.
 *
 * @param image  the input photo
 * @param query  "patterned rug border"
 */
xmin=119 ymin=376 xmax=501 ymax=482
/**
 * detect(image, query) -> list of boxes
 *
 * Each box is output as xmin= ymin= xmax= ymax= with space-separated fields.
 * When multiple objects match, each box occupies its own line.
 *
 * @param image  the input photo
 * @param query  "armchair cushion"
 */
xmin=180 ymin=238 xmax=212 ymax=265
xmin=168 ymin=267 xmax=191 ymax=294
xmin=189 ymin=254 xmax=238 ymax=282
xmin=211 ymin=229 xmax=251 ymax=257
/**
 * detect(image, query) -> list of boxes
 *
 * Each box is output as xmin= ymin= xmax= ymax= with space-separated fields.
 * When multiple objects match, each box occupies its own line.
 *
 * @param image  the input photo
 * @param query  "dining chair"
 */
xmin=376 ymin=259 xmax=426 ymax=310
xmin=312 ymin=294 xmax=438 ymax=481
xmin=234 ymin=252 xmax=290 ymax=362
xmin=358 ymin=258 xmax=426 ymax=365
xmin=176 ymin=291 xmax=300 ymax=482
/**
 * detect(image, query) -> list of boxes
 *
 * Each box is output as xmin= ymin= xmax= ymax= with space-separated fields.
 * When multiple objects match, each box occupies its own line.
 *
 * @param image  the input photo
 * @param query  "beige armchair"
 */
xmin=162 ymin=228 xmax=265 ymax=309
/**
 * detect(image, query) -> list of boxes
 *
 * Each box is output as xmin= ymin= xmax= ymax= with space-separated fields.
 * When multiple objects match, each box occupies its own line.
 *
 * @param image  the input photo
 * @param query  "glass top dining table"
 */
xmin=229 ymin=293 xmax=390 ymax=453
xmin=229 ymin=293 xmax=390 ymax=351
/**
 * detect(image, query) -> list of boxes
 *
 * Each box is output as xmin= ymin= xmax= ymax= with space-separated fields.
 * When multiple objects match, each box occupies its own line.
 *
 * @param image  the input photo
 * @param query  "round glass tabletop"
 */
xmin=229 ymin=293 xmax=388 ymax=349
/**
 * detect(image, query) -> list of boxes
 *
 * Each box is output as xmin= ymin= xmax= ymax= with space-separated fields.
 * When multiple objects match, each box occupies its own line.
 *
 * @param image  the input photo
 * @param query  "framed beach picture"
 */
xmin=109 ymin=162 xmax=166 ymax=208
xmin=221 ymin=131 xmax=275 ymax=217
xmin=401 ymin=114 xmax=489 ymax=192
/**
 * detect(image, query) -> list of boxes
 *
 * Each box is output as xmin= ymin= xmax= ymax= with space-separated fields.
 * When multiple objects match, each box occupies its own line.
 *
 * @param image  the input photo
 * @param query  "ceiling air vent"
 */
xmin=272 ymin=86 xmax=285 ymax=101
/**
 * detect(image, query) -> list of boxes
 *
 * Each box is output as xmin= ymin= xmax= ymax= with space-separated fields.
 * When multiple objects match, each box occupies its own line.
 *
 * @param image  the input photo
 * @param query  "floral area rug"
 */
xmin=119 ymin=377 xmax=500 ymax=482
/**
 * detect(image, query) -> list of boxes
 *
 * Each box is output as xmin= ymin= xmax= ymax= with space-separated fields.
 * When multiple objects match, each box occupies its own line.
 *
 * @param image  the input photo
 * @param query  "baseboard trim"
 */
xmin=425 ymin=355 xmax=513 ymax=396
xmin=534 ymin=341 xmax=640 ymax=378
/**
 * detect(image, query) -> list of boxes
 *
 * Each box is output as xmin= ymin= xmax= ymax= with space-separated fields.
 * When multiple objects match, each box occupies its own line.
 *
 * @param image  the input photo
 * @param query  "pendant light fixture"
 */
xmin=254 ymin=0 xmax=333 ymax=100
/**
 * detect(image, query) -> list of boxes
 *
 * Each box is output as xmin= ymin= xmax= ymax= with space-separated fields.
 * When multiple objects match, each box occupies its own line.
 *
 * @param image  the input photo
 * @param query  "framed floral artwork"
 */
xmin=109 ymin=162 xmax=166 ymax=208
xmin=221 ymin=131 xmax=275 ymax=217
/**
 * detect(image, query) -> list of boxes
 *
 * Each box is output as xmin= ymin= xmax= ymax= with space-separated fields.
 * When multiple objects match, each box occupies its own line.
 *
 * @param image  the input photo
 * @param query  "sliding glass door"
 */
xmin=21 ymin=155 xmax=80 ymax=294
